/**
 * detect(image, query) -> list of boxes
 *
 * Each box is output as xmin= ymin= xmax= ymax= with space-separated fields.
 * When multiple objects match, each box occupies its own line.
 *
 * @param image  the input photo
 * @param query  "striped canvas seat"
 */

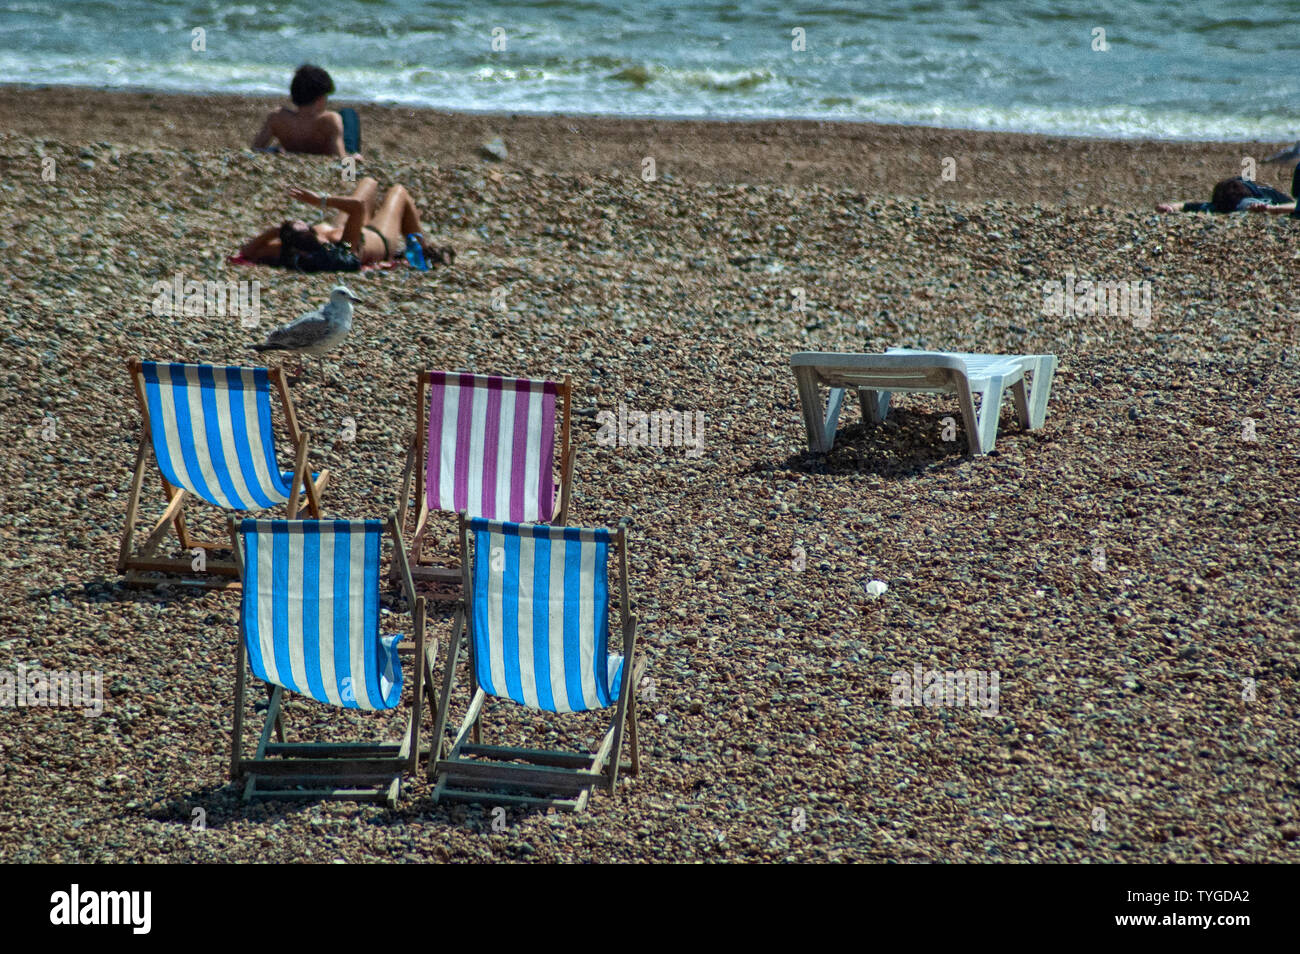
xmin=140 ymin=361 xmax=295 ymax=510
xmin=228 ymin=514 xmax=431 ymax=807
xmin=429 ymin=514 xmax=645 ymax=811
xmin=239 ymin=519 xmax=401 ymax=711
xmin=119 ymin=357 xmax=327 ymax=589
xmin=396 ymin=370 xmax=574 ymax=593
xmin=469 ymin=518 xmax=621 ymax=713
xmin=426 ymin=372 xmax=560 ymax=523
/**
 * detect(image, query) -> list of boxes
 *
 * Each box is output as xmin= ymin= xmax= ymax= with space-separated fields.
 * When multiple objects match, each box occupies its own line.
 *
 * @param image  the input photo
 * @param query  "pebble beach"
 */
xmin=0 ymin=86 xmax=1297 ymax=863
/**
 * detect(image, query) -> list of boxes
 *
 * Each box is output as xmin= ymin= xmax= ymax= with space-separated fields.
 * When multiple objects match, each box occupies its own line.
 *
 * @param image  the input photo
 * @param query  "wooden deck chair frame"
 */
xmin=117 ymin=357 xmax=329 ymax=589
xmin=393 ymin=371 xmax=575 ymax=595
xmin=427 ymin=514 xmax=645 ymax=812
xmin=227 ymin=513 xmax=439 ymax=808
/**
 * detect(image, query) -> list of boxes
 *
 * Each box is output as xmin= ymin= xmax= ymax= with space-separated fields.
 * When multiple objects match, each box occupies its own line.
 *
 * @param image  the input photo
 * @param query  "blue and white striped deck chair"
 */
xmin=118 ymin=358 xmax=329 ymax=587
xmin=429 ymin=515 xmax=647 ymax=811
xmin=227 ymin=514 xmax=435 ymax=807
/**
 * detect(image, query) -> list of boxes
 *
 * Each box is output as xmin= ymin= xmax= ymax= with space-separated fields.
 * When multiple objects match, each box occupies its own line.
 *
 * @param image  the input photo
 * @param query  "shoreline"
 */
xmin=2 ymin=84 xmax=1296 ymax=206
xmin=4 ymin=80 xmax=1285 ymax=146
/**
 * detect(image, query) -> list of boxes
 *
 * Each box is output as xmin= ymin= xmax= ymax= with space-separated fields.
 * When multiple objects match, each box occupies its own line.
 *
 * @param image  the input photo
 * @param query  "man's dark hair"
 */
xmin=1210 ymin=177 xmax=1252 ymax=213
xmin=290 ymin=64 xmax=334 ymax=106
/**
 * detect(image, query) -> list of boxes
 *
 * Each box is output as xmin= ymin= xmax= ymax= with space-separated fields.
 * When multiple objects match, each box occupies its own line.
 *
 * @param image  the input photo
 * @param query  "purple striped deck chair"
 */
xmin=428 ymin=515 xmax=646 ymax=812
xmin=118 ymin=357 xmax=329 ymax=588
xmin=395 ymin=370 xmax=575 ymax=592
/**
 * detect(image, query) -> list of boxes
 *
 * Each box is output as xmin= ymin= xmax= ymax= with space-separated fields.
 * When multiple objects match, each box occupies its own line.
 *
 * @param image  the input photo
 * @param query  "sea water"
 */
xmin=0 ymin=0 xmax=1296 ymax=140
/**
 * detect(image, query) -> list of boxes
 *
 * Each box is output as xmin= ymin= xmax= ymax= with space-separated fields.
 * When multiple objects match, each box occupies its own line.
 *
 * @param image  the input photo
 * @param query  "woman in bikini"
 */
xmin=238 ymin=176 xmax=454 ymax=269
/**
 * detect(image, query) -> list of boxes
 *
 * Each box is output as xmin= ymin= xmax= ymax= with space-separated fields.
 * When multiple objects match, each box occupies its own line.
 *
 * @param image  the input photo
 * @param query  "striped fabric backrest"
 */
xmin=425 ymin=372 xmax=558 ymax=523
xmin=239 ymin=519 xmax=402 ymax=712
xmin=469 ymin=518 xmax=618 ymax=713
xmin=138 ymin=361 xmax=292 ymax=510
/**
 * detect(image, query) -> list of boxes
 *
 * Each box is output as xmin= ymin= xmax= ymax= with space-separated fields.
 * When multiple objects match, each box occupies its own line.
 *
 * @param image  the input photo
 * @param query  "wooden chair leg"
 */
xmin=231 ymin=646 xmax=248 ymax=780
xmin=286 ymin=433 xmax=310 ymax=519
xmin=422 ymin=643 xmax=441 ymax=761
xmin=409 ymin=500 xmax=431 ymax=568
xmin=428 ymin=615 xmax=463 ymax=780
xmin=139 ymin=488 xmax=189 ymax=558
xmin=117 ymin=434 xmax=151 ymax=572
xmin=405 ymin=601 xmax=428 ymax=773
xmin=391 ymin=439 xmax=418 ymax=581
xmin=170 ymin=480 xmax=194 ymax=550
xmin=267 ymin=685 xmax=286 ymax=744
xmin=627 ymin=694 xmax=640 ymax=776
xmin=556 ymin=444 xmax=577 ymax=525
xmin=303 ymin=467 xmax=328 ymax=518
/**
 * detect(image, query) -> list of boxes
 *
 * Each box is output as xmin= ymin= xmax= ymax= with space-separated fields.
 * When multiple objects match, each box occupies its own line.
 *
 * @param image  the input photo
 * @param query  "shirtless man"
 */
xmin=251 ymin=64 xmax=349 ymax=157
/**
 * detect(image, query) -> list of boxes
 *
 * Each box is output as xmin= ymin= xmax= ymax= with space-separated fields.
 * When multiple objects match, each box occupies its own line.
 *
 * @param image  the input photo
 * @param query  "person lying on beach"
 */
xmin=251 ymin=64 xmax=352 ymax=158
xmin=1154 ymin=176 xmax=1292 ymax=214
xmin=1249 ymin=153 xmax=1300 ymax=217
xmin=237 ymin=176 xmax=454 ymax=271
xmin=1240 ymin=158 xmax=1300 ymax=216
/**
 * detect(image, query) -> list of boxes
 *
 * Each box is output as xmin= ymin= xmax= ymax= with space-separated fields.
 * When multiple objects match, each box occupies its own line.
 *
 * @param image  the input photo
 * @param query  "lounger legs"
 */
xmin=806 ymin=373 xmax=1008 ymax=454
xmin=794 ymin=367 xmax=845 ymax=452
xmin=978 ymin=374 xmax=1007 ymax=454
xmin=792 ymin=353 xmax=1055 ymax=456
xmin=953 ymin=376 xmax=984 ymax=455
xmin=955 ymin=374 xmax=1009 ymax=455
xmin=859 ymin=389 xmax=891 ymax=425
xmin=1011 ymin=377 xmax=1032 ymax=429
xmin=1022 ymin=355 xmax=1056 ymax=430
xmin=1008 ymin=356 xmax=1057 ymax=433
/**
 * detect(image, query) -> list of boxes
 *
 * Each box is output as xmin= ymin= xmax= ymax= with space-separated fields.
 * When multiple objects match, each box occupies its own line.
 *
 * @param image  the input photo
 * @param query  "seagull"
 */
xmin=248 ymin=284 xmax=360 ymax=384
xmin=1263 ymin=142 xmax=1300 ymax=164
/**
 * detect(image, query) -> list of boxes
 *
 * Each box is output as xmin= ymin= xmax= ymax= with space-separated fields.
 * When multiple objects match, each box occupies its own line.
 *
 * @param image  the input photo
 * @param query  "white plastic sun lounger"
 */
xmin=790 ymin=348 xmax=1057 ymax=455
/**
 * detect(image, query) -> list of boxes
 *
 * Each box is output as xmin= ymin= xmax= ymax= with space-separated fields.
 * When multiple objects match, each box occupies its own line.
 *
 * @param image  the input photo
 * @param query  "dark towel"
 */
xmin=341 ymin=107 xmax=361 ymax=155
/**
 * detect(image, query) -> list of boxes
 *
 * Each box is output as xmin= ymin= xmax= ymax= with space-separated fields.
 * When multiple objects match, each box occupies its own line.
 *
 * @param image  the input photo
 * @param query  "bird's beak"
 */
xmin=347 ymin=291 xmax=363 ymax=303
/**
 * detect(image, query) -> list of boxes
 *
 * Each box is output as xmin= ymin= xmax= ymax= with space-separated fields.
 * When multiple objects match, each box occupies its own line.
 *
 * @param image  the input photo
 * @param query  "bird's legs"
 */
xmin=279 ymin=356 xmax=309 ymax=383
